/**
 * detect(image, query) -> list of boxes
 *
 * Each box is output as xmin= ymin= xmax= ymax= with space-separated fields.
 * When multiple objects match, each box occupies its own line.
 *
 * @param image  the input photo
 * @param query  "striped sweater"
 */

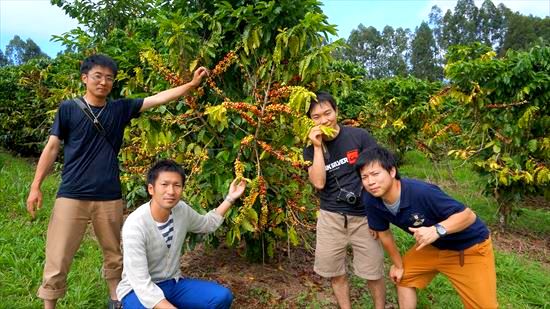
xmin=116 ymin=201 xmax=224 ymax=308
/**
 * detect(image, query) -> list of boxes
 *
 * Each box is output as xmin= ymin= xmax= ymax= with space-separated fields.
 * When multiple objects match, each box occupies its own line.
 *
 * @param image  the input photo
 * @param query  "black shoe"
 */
xmin=108 ymin=298 xmax=122 ymax=309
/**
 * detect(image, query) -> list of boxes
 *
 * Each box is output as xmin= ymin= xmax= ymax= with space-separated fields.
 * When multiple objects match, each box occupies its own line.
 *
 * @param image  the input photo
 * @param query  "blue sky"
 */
xmin=1 ymin=0 xmax=549 ymax=57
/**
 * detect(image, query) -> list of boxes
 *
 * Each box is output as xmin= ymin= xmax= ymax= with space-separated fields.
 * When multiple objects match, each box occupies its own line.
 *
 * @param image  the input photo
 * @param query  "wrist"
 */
xmin=434 ymin=223 xmax=447 ymax=237
xmin=187 ymin=80 xmax=200 ymax=89
xmin=224 ymin=195 xmax=236 ymax=204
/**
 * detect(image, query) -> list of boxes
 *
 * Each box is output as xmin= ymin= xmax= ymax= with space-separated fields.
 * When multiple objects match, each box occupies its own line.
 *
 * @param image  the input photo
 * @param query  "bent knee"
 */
xmin=210 ymin=286 xmax=233 ymax=309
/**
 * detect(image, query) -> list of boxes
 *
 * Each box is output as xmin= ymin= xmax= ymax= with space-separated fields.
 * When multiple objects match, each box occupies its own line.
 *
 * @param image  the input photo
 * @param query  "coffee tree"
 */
xmin=51 ymin=0 xmax=351 ymax=260
xmin=434 ymin=43 xmax=549 ymax=226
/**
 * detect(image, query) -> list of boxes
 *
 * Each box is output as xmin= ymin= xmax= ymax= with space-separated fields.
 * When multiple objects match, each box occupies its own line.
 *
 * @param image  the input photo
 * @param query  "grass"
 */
xmin=1 ymin=150 xmax=549 ymax=308
xmin=0 ymin=152 xmax=106 ymax=308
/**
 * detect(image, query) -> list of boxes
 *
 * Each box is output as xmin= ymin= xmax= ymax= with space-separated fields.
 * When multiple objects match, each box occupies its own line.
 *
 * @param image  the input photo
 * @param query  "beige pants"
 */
xmin=37 ymin=198 xmax=123 ymax=300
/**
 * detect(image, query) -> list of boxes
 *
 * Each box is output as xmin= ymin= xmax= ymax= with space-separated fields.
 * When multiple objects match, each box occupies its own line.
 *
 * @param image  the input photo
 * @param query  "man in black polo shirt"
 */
xmin=356 ymin=145 xmax=497 ymax=309
xmin=26 ymin=54 xmax=208 ymax=309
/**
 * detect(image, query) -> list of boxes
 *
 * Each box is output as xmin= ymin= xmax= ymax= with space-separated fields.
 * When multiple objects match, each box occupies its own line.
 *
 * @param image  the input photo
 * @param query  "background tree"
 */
xmin=344 ymin=24 xmax=384 ymax=78
xmin=500 ymin=11 xmax=550 ymax=54
xmin=410 ymin=22 xmax=442 ymax=81
xmin=0 ymin=50 xmax=9 ymax=67
xmin=380 ymin=26 xmax=410 ymax=77
xmin=4 ymin=35 xmax=49 ymax=65
xmin=478 ymin=0 xmax=505 ymax=49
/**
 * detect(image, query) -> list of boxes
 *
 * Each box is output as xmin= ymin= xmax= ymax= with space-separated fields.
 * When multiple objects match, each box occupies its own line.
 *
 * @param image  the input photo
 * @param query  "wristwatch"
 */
xmin=434 ymin=223 xmax=447 ymax=237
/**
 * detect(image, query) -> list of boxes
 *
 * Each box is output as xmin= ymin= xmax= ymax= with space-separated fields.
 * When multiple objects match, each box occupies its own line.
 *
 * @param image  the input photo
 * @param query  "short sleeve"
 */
xmin=360 ymin=129 xmax=377 ymax=150
xmin=363 ymin=193 xmax=390 ymax=231
xmin=50 ymin=101 xmax=69 ymax=140
xmin=120 ymin=98 xmax=143 ymax=124
xmin=303 ymin=145 xmax=313 ymax=162
xmin=423 ymin=184 xmax=466 ymax=219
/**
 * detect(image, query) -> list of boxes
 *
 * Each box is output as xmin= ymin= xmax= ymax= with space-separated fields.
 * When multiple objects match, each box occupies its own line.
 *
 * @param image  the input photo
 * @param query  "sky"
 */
xmin=1 ymin=0 xmax=549 ymax=57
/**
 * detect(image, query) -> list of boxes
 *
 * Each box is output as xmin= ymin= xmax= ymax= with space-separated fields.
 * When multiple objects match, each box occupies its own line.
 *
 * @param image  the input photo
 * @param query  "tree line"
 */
xmin=341 ymin=0 xmax=550 ymax=81
xmin=2 ymin=0 xmax=548 ymax=73
xmin=0 ymin=35 xmax=49 ymax=66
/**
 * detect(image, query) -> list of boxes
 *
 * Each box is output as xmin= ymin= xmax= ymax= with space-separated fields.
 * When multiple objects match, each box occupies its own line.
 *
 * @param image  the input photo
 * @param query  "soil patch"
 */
xmin=181 ymin=244 xmax=339 ymax=308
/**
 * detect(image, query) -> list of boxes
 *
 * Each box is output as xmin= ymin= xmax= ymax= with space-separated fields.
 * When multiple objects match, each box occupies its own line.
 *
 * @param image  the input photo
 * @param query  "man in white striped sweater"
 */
xmin=117 ymin=160 xmax=246 ymax=308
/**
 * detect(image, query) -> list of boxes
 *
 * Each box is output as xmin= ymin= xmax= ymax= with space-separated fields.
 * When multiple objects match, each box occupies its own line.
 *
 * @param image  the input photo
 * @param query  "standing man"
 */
xmin=25 ymin=54 xmax=208 ymax=309
xmin=357 ymin=146 xmax=498 ymax=309
xmin=303 ymin=92 xmax=386 ymax=309
xmin=117 ymin=159 xmax=245 ymax=308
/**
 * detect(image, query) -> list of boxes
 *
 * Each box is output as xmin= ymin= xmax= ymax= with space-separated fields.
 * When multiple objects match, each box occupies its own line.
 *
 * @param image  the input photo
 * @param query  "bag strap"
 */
xmin=74 ymin=97 xmax=107 ymax=136
xmin=73 ymin=98 xmax=116 ymax=151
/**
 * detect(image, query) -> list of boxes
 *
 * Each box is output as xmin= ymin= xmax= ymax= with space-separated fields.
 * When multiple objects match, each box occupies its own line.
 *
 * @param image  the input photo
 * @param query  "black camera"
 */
xmin=336 ymin=188 xmax=357 ymax=205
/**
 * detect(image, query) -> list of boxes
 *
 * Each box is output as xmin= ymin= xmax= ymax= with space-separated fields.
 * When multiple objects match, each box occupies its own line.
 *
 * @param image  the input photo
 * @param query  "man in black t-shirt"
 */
xmin=26 ymin=54 xmax=208 ymax=309
xmin=303 ymin=92 xmax=386 ymax=309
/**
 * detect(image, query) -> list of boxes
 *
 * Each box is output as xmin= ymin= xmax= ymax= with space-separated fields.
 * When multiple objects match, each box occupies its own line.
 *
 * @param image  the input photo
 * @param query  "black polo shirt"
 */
xmin=363 ymin=178 xmax=489 ymax=251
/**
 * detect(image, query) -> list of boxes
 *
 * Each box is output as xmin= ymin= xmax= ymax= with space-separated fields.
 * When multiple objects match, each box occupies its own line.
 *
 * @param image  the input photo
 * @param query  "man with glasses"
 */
xmin=26 ymin=54 xmax=208 ymax=309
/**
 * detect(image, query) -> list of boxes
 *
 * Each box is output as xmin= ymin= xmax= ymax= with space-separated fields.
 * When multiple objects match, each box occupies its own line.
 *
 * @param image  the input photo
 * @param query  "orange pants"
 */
xmin=399 ymin=238 xmax=498 ymax=309
xmin=37 ymin=198 xmax=123 ymax=300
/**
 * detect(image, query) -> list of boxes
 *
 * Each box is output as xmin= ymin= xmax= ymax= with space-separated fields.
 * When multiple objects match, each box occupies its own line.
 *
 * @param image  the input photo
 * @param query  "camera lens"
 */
xmin=347 ymin=193 xmax=357 ymax=205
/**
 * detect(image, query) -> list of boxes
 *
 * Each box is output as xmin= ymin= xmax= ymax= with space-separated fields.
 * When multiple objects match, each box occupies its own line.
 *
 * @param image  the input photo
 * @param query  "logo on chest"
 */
xmin=346 ymin=149 xmax=359 ymax=165
xmin=409 ymin=213 xmax=426 ymax=227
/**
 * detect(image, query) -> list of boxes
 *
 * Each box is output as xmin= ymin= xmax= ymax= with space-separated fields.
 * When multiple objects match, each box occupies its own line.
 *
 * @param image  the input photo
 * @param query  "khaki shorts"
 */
xmin=314 ymin=209 xmax=384 ymax=280
xmin=399 ymin=238 xmax=498 ymax=309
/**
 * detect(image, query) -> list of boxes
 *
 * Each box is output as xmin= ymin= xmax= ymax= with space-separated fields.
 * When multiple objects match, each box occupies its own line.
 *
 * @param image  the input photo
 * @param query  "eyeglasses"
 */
xmin=87 ymin=74 xmax=115 ymax=83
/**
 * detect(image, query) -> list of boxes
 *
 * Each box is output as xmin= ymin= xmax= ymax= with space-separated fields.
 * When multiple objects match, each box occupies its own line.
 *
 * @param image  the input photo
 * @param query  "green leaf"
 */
xmin=527 ymin=139 xmax=538 ymax=153
xmin=288 ymin=226 xmax=299 ymax=246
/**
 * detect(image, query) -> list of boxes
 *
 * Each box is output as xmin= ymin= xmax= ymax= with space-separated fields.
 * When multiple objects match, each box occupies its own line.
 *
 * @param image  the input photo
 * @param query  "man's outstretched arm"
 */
xmin=140 ymin=67 xmax=208 ymax=112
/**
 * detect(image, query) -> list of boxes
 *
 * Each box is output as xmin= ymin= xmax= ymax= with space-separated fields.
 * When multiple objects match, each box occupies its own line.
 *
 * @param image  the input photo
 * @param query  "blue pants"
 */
xmin=122 ymin=278 xmax=233 ymax=309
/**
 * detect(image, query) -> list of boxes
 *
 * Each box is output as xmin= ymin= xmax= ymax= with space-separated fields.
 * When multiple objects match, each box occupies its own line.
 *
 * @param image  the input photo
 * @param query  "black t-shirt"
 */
xmin=51 ymin=97 xmax=143 ymax=200
xmin=303 ymin=126 xmax=377 ymax=216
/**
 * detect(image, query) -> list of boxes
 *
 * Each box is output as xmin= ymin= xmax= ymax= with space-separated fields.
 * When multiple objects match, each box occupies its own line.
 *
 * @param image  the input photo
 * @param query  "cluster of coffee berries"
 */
xmin=212 ymin=51 xmax=237 ymax=76
xmin=258 ymin=176 xmax=269 ymax=228
xmin=223 ymin=101 xmax=262 ymax=117
xmin=240 ymin=135 xmax=254 ymax=146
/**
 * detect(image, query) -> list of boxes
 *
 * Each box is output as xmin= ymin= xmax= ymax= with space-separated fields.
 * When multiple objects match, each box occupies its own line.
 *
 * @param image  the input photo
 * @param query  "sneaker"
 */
xmin=108 ymin=298 xmax=122 ymax=309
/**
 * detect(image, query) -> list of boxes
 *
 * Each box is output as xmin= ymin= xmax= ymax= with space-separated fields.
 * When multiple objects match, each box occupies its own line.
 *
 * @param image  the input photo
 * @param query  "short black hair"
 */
xmin=147 ymin=160 xmax=186 ymax=186
xmin=80 ymin=54 xmax=118 ymax=77
xmin=307 ymin=91 xmax=337 ymax=118
xmin=356 ymin=146 xmax=401 ymax=179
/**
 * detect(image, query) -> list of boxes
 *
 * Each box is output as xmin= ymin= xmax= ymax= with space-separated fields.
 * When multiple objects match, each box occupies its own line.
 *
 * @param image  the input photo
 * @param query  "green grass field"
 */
xmin=1 ymin=150 xmax=548 ymax=308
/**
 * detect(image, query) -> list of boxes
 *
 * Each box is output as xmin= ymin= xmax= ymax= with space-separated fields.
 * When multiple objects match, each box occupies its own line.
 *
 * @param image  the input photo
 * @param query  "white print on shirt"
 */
xmin=325 ymin=157 xmax=348 ymax=171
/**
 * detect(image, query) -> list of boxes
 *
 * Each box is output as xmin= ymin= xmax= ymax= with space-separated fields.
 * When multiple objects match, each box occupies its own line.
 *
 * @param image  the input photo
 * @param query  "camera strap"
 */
xmin=321 ymin=142 xmax=345 ymax=191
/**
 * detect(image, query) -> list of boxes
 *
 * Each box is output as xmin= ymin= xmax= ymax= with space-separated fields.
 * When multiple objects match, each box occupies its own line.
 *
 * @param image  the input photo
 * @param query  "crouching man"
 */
xmin=117 ymin=160 xmax=246 ymax=308
xmin=356 ymin=146 xmax=498 ymax=309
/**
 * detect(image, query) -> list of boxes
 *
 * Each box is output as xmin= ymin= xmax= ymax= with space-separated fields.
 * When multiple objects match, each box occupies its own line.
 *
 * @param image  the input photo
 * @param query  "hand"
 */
xmin=369 ymin=228 xmax=379 ymax=240
xmin=389 ymin=264 xmax=404 ymax=283
xmin=227 ymin=178 xmax=247 ymax=201
xmin=189 ymin=66 xmax=209 ymax=88
xmin=408 ymin=226 xmax=439 ymax=250
xmin=308 ymin=125 xmax=323 ymax=147
xmin=26 ymin=187 xmax=43 ymax=219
